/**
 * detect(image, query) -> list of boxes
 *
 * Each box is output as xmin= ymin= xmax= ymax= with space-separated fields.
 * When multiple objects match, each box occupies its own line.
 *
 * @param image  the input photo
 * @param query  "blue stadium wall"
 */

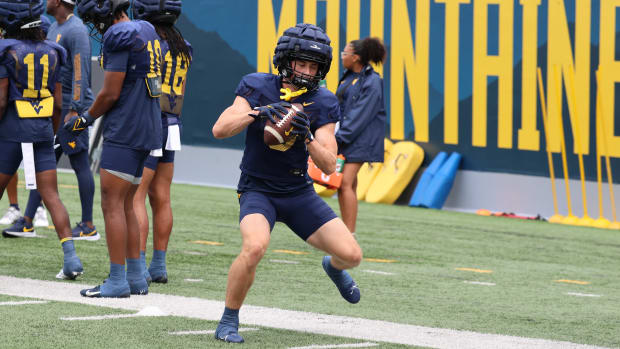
xmin=95 ymin=0 xmax=620 ymax=184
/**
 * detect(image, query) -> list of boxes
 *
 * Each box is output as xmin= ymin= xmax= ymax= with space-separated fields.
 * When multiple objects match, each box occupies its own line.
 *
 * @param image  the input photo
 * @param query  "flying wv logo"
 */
xmin=30 ymin=100 xmax=44 ymax=114
xmin=167 ymin=94 xmax=177 ymax=110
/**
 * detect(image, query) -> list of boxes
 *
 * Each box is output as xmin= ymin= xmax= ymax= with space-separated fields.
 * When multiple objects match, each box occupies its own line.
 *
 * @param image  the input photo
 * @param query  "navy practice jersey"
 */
xmin=47 ymin=14 xmax=94 ymax=115
xmin=0 ymin=39 xmax=66 ymax=142
xmin=100 ymin=20 xmax=162 ymax=151
xmin=236 ymin=73 xmax=340 ymax=193
xmin=159 ymin=39 xmax=191 ymax=127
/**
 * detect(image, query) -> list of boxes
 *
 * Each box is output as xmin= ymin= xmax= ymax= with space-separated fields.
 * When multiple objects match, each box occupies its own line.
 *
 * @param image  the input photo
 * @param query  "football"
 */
xmin=263 ymin=103 xmax=303 ymax=146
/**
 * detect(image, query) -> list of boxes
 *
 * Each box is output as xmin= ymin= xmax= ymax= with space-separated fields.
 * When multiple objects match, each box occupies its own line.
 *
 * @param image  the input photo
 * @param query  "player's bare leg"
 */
xmin=101 ymin=169 xmax=133 ymax=265
xmin=146 ymin=162 xmax=174 ymax=282
xmin=135 ymin=166 xmax=155 ymax=282
xmin=6 ymin=173 xmax=18 ymax=205
xmin=0 ymin=172 xmax=13 ymax=199
xmin=307 ymin=218 xmax=363 ymax=303
xmin=337 ymin=162 xmax=363 ymax=234
xmin=216 ymin=213 xmax=271 ymax=343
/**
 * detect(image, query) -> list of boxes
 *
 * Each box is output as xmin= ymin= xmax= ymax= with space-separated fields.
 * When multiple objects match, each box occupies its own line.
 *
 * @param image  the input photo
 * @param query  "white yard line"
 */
xmin=289 ymin=342 xmax=378 ymax=349
xmin=463 ymin=281 xmax=496 ymax=286
xmin=361 ymin=270 xmax=395 ymax=276
xmin=169 ymin=327 xmax=259 ymax=335
xmin=0 ymin=275 xmax=610 ymax=349
xmin=0 ymin=300 xmax=48 ymax=306
xmin=269 ymin=259 xmax=301 ymax=264
xmin=184 ymin=279 xmax=204 ymax=282
xmin=565 ymin=292 xmax=602 ymax=298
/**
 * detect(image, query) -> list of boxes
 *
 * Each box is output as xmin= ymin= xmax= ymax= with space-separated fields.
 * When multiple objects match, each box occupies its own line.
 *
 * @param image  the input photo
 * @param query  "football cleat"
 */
xmin=0 ymin=206 xmax=21 ymax=225
xmin=128 ymin=277 xmax=149 ymax=295
xmin=148 ymin=267 xmax=168 ymax=284
xmin=56 ymin=256 xmax=84 ymax=280
xmin=80 ymin=282 xmax=130 ymax=298
xmin=322 ymin=256 xmax=361 ymax=304
xmin=215 ymin=323 xmax=244 ymax=343
xmin=33 ymin=206 xmax=49 ymax=227
xmin=71 ymin=222 xmax=100 ymax=241
xmin=2 ymin=217 xmax=36 ymax=238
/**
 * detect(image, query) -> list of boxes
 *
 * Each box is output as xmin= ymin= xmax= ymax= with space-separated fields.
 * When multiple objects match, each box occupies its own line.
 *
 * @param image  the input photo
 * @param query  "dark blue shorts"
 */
xmin=0 ymin=140 xmax=56 ymax=175
xmin=238 ymin=189 xmax=338 ymax=241
xmin=144 ymin=124 xmax=175 ymax=170
xmin=100 ymin=143 xmax=150 ymax=184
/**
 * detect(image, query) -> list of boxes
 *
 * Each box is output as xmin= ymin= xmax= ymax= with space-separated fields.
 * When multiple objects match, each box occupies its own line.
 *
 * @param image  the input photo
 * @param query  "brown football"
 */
xmin=263 ymin=103 xmax=303 ymax=146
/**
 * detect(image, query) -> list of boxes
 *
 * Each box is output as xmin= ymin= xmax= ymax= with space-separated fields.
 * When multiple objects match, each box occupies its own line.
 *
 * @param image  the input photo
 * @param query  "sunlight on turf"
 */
xmin=191 ymin=240 xmax=224 ymax=246
xmin=555 ymin=279 xmax=590 ymax=285
xmin=455 ymin=267 xmax=493 ymax=273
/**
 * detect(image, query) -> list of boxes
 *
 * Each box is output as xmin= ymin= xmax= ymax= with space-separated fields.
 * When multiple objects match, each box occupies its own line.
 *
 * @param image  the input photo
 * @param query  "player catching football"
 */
xmin=211 ymin=23 xmax=363 ymax=344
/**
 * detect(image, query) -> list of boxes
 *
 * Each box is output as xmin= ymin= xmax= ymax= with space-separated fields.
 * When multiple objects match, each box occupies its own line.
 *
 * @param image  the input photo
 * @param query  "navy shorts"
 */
xmin=100 ymin=143 xmax=150 ymax=184
xmin=0 ymin=140 xmax=56 ymax=175
xmin=238 ymin=189 xmax=338 ymax=241
xmin=144 ymin=125 xmax=175 ymax=170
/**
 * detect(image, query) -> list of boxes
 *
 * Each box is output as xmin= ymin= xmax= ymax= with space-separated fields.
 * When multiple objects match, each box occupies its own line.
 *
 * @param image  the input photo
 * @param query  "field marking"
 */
xmin=565 ymin=292 xmax=602 ymax=298
xmin=361 ymin=270 xmax=395 ymax=276
xmin=289 ymin=342 xmax=378 ymax=349
xmin=61 ymin=306 xmax=167 ymax=321
xmin=456 ymin=267 xmax=493 ymax=274
xmin=185 ymin=251 xmax=207 ymax=256
xmin=270 ymin=259 xmax=301 ymax=264
xmin=363 ymin=258 xmax=397 ymax=263
xmin=184 ymin=279 xmax=204 ymax=283
xmin=463 ymin=281 xmax=496 ymax=286
xmin=191 ymin=240 xmax=224 ymax=246
xmin=0 ymin=300 xmax=48 ymax=306
xmin=555 ymin=279 xmax=590 ymax=285
xmin=273 ymin=249 xmax=309 ymax=255
xmin=0 ymin=275 xmax=610 ymax=349
xmin=169 ymin=327 xmax=259 ymax=335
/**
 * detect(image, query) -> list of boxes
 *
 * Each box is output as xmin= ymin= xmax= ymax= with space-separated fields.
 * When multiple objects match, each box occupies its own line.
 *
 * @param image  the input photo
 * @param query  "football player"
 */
xmin=0 ymin=0 xmax=84 ymax=279
xmin=69 ymin=0 xmax=162 ymax=298
xmin=211 ymin=23 xmax=363 ymax=343
xmin=132 ymin=0 xmax=191 ymax=285
xmin=4 ymin=0 xmax=98 ymax=239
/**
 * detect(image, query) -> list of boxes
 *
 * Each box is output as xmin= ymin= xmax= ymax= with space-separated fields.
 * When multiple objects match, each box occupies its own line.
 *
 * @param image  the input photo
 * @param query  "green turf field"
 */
xmin=1 ymin=171 xmax=619 ymax=348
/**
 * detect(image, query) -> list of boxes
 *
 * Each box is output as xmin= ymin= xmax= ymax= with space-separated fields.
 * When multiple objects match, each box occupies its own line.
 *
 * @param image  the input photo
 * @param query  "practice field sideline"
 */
xmin=1 ymin=172 xmax=619 ymax=348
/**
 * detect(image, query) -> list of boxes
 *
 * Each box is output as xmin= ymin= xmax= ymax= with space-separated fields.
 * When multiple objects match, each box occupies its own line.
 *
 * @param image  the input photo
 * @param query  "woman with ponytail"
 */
xmin=336 ymin=37 xmax=387 ymax=236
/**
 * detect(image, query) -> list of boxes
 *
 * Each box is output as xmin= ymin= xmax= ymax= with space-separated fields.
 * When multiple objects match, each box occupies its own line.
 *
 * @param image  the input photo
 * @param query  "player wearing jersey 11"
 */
xmin=212 ymin=23 xmax=362 ymax=343
xmin=132 ymin=0 xmax=192 ymax=285
xmin=70 ymin=0 xmax=162 ymax=298
xmin=0 ymin=0 xmax=83 ymax=279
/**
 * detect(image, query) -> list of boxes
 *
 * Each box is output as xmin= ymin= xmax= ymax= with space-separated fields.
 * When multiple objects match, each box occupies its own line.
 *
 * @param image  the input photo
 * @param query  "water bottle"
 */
xmin=336 ymin=154 xmax=345 ymax=173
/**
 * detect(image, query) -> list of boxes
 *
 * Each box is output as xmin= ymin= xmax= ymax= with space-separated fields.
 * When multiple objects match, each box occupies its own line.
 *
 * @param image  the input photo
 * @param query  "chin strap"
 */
xmin=279 ymin=87 xmax=307 ymax=101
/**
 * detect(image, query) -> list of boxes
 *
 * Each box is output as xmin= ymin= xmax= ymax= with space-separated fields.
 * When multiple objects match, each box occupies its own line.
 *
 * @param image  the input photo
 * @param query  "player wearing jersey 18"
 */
xmin=132 ymin=0 xmax=191 ymax=285
xmin=0 ymin=0 xmax=83 ymax=279
xmin=69 ymin=0 xmax=162 ymax=298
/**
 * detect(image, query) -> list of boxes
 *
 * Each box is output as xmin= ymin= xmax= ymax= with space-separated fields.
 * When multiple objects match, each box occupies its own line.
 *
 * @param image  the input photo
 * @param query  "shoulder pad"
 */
xmin=103 ymin=21 xmax=139 ymax=52
xmin=0 ymin=39 xmax=21 ymax=57
xmin=44 ymin=40 xmax=68 ymax=65
xmin=241 ymin=73 xmax=275 ymax=90
xmin=185 ymin=40 xmax=193 ymax=58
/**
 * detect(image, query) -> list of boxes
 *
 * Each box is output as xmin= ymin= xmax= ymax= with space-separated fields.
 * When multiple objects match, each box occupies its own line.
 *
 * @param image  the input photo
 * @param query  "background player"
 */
xmin=0 ymin=0 xmax=83 ymax=279
xmin=70 ymin=0 xmax=162 ymax=297
xmin=211 ymin=23 xmax=363 ymax=343
xmin=4 ymin=0 xmax=97 ymax=239
xmin=132 ymin=0 xmax=192 ymax=285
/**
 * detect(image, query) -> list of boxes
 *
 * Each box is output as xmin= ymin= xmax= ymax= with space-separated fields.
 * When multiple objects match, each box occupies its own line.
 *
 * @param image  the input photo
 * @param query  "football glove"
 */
xmin=250 ymin=101 xmax=291 ymax=123
xmin=291 ymin=110 xmax=314 ymax=143
xmin=63 ymin=112 xmax=94 ymax=136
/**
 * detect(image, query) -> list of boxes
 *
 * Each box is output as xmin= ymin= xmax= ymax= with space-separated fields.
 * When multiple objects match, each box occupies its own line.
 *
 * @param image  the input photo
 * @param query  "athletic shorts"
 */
xmin=0 ymin=140 xmax=56 ymax=175
xmin=100 ymin=143 xmax=150 ymax=185
xmin=144 ymin=124 xmax=175 ymax=170
xmin=238 ymin=189 xmax=338 ymax=241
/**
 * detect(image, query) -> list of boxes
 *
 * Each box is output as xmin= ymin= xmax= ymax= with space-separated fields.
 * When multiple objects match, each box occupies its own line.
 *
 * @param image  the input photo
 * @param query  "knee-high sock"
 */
xmin=69 ymin=151 xmax=95 ymax=223
xmin=24 ymin=189 xmax=42 ymax=219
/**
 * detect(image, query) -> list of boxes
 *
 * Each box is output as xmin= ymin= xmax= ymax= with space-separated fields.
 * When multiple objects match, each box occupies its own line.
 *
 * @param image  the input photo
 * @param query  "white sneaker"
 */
xmin=0 ymin=206 xmax=21 ymax=225
xmin=33 ymin=206 xmax=49 ymax=227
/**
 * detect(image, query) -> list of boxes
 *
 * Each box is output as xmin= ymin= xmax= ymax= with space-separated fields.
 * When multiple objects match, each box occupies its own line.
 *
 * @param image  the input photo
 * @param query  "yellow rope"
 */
xmin=279 ymin=87 xmax=307 ymax=101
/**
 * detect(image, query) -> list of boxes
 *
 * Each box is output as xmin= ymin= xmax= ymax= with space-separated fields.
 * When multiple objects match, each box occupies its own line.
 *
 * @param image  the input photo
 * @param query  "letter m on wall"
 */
xmin=257 ymin=0 xmax=298 ymax=73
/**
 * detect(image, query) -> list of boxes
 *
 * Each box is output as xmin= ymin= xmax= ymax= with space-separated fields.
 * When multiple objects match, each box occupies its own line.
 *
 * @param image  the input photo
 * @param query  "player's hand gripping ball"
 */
xmin=259 ymin=102 xmax=304 ymax=146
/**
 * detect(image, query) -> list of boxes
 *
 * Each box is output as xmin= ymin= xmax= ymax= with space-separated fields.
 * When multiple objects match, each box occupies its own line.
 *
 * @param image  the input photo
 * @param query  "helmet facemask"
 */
xmin=280 ymin=52 xmax=329 ymax=91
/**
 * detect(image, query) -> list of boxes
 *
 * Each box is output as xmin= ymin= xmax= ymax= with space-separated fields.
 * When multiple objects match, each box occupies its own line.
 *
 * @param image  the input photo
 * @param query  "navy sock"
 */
xmin=69 ymin=151 xmax=95 ymax=223
xmin=24 ymin=190 xmax=41 ymax=219
xmin=61 ymin=240 xmax=77 ymax=259
xmin=140 ymin=250 xmax=147 ymax=273
xmin=109 ymin=263 xmax=126 ymax=283
xmin=149 ymin=249 xmax=166 ymax=270
xmin=126 ymin=258 xmax=143 ymax=281
xmin=9 ymin=203 xmax=19 ymax=210
xmin=324 ymin=257 xmax=354 ymax=288
xmin=220 ymin=307 xmax=239 ymax=328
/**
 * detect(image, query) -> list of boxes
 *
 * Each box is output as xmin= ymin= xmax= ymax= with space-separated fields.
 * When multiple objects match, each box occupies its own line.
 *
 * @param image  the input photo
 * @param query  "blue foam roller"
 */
xmin=420 ymin=152 xmax=462 ymax=209
xmin=409 ymin=151 xmax=448 ymax=207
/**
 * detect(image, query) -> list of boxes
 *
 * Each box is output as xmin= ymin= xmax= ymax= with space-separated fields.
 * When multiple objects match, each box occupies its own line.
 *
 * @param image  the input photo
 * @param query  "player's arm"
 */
xmin=67 ymin=29 xmax=92 ymax=121
xmin=52 ymin=82 xmax=63 ymax=133
xmin=212 ymin=96 xmax=256 ymax=139
xmin=0 ymin=77 xmax=8 ymax=121
xmin=307 ymin=122 xmax=337 ymax=175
